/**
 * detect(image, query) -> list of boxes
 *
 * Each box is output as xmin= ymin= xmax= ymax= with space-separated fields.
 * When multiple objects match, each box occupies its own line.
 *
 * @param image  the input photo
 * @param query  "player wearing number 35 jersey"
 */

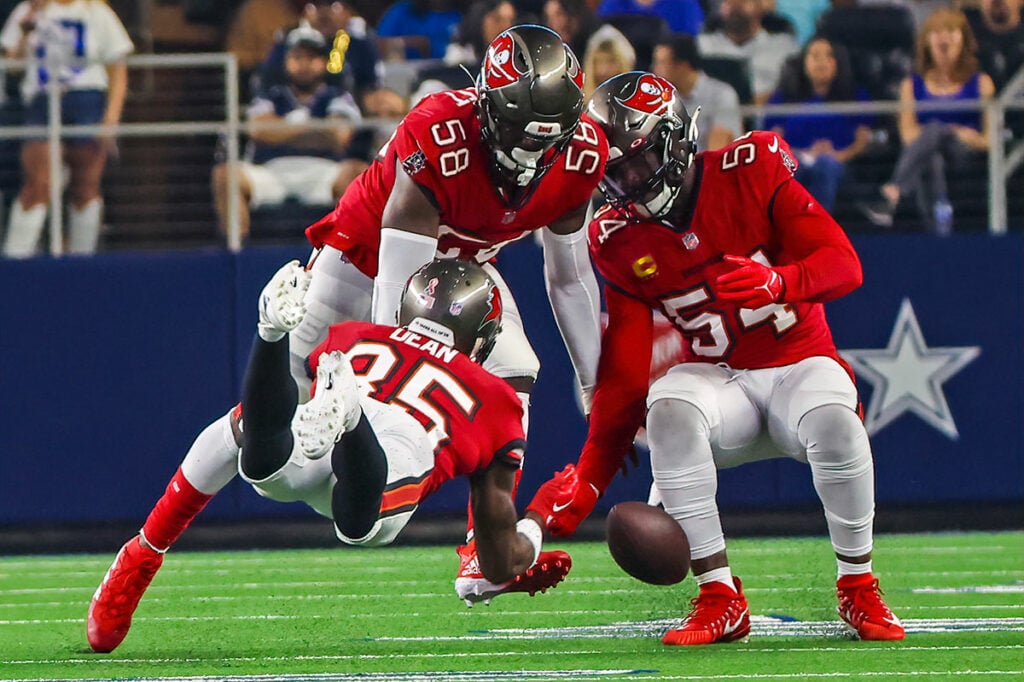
xmin=86 ymin=26 xmax=603 ymax=655
xmin=527 ymin=72 xmax=905 ymax=646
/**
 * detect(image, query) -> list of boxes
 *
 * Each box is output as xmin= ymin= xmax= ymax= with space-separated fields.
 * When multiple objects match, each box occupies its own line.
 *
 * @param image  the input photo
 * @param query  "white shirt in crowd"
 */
xmin=698 ymin=29 xmax=797 ymax=101
xmin=681 ymin=72 xmax=742 ymax=151
xmin=0 ymin=0 xmax=134 ymax=100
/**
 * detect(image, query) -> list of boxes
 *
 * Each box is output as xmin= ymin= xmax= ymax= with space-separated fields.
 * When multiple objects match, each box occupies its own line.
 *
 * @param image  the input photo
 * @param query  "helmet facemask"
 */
xmin=483 ymin=111 xmax=575 ymax=188
xmin=600 ymin=108 xmax=700 ymax=220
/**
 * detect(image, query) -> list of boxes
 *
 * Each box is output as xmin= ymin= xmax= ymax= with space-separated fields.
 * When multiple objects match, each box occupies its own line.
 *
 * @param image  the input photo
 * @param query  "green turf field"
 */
xmin=1 ymin=531 xmax=1021 ymax=681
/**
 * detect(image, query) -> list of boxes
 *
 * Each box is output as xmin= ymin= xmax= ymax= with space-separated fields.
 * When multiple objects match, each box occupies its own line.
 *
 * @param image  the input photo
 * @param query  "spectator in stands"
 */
xmin=860 ymin=8 xmax=995 ymax=235
xmin=0 ymin=0 xmax=133 ymax=258
xmin=541 ymin=0 xmax=598 ymax=58
xmin=773 ymin=0 xmax=829 ymax=44
xmin=226 ymin=0 xmax=305 ymax=74
xmin=763 ymin=35 xmax=873 ymax=211
xmin=212 ymin=27 xmax=365 ymax=240
xmin=444 ymin=0 xmax=517 ymax=68
xmin=967 ymin=0 xmax=1024 ymax=93
xmin=581 ymin=24 xmax=635 ymax=99
xmin=376 ymin=0 xmax=462 ymax=60
xmin=652 ymin=33 xmax=741 ymax=151
xmin=596 ymin=0 xmax=704 ymax=35
xmin=255 ymin=1 xmax=381 ymax=103
xmin=698 ymin=0 xmax=798 ymax=104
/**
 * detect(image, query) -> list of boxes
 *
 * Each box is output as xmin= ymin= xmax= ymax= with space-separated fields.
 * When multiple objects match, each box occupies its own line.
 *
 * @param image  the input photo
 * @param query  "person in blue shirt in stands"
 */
xmin=376 ymin=0 xmax=462 ymax=60
xmin=860 ymin=7 xmax=994 ymax=234
xmin=212 ymin=26 xmax=365 ymax=241
xmin=763 ymin=35 xmax=873 ymax=212
xmin=596 ymin=0 xmax=704 ymax=35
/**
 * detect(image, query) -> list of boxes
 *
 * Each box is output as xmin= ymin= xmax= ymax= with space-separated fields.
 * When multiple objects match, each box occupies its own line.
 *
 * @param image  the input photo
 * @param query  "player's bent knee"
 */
xmin=335 ymin=508 xmax=415 ymax=547
xmin=799 ymin=405 xmax=870 ymax=460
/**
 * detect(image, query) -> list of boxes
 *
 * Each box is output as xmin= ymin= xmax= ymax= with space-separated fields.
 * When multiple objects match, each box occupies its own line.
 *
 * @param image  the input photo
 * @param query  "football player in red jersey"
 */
xmin=83 ymin=23 xmax=607 ymax=650
xmin=527 ymin=72 xmax=905 ymax=645
xmin=88 ymin=259 xmax=570 ymax=653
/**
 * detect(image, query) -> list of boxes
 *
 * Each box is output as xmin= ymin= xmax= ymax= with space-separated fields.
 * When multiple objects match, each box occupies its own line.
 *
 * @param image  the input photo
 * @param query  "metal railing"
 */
xmin=0 ymin=52 xmax=1020 ymax=255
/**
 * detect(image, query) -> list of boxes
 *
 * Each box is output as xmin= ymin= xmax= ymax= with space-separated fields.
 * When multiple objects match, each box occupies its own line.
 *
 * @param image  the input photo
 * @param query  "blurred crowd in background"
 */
xmin=0 ymin=0 xmax=1021 ymax=254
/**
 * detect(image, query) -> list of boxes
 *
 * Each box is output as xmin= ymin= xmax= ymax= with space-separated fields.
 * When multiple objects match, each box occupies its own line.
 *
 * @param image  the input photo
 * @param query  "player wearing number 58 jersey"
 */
xmin=307 ymin=86 xmax=607 ymax=274
xmin=527 ymin=72 xmax=904 ymax=646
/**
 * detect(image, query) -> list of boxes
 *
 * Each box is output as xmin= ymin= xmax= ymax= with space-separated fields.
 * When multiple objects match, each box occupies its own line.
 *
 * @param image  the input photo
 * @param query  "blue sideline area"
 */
xmin=1 ymin=234 xmax=1021 ymax=527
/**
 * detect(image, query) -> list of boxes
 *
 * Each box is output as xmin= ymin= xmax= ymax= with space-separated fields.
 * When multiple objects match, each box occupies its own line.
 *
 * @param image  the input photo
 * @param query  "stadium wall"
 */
xmin=1 ymin=233 xmax=1020 ymax=526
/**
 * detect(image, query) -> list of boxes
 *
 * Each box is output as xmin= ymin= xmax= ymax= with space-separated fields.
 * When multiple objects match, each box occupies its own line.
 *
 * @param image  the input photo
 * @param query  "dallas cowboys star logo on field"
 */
xmin=840 ymin=298 xmax=980 ymax=439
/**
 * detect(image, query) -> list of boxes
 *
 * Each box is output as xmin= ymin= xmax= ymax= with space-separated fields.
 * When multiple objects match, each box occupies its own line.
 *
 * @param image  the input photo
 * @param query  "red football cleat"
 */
xmin=662 ymin=577 xmax=751 ymax=646
xmin=87 ymin=535 xmax=164 ymax=653
xmin=837 ymin=573 xmax=905 ymax=641
xmin=454 ymin=542 xmax=572 ymax=606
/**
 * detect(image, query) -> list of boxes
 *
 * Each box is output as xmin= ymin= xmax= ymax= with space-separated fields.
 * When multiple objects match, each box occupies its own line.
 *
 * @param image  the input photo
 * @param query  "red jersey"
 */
xmin=305 ymin=88 xmax=608 ymax=276
xmin=579 ymin=131 xmax=863 ymax=491
xmin=309 ymin=321 xmax=526 ymax=502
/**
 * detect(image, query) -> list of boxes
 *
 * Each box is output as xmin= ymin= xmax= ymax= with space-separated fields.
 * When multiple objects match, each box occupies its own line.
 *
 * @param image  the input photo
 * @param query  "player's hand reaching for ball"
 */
xmin=714 ymin=255 xmax=785 ymax=308
xmin=527 ymin=464 xmax=599 ymax=538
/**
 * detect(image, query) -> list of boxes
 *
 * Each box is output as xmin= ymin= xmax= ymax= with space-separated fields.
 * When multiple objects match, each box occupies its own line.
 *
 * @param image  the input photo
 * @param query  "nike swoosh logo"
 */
xmin=722 ymin=608 xmax=749 ymax=636
xmin=551 ymin=501 xmax=572 ymax=513
xmin=768 ymin=137 xmax=779 ymax=153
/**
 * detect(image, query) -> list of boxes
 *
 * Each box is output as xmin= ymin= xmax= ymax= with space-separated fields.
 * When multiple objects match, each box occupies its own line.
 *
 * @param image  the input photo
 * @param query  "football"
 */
xmin=606 ymin=501 xmax=690 ymax=585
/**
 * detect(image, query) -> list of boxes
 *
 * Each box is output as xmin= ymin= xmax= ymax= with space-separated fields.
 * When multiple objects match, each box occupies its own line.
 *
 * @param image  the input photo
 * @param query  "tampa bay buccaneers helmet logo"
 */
xmin=616 ymin=74 xmax=675 ymax=116
xmin=484 ymin=286 xmax=502 ymax=326
xmin=483 ymin=34 xmax=523 ymax=89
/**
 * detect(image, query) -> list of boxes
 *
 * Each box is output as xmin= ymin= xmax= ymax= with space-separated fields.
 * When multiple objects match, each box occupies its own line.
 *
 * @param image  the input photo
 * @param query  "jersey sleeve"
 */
xmin=94 ymin=3 xmax=134 ymax=62
xmin=770 ymin=177 xmax=863 ymax=303
xmin=0 ymin=3 xmax=27 ymax=52
xmin=482 ymin=382 xmax=527 ymax=470
xmin=576 ymin=285 xmax=654 ymax=493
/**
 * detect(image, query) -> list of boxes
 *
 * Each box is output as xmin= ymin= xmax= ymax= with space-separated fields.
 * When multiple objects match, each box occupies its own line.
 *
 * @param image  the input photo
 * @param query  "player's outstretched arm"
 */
xmin=469 ymin=456 xmax=542 ymax=584
xmin=373 ymin=160 xmax=442 ymax=324
xmin=541 ymin=200 xmax=601 ymax=415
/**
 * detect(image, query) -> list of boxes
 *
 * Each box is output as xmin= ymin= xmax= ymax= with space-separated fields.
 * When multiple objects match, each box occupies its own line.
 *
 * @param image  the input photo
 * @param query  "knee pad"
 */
xmin=799 ymin=404 xmax=872 ymax=474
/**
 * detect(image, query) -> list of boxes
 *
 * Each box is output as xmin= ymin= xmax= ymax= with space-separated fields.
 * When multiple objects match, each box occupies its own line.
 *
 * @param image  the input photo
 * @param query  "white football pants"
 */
xmin=645 ymin=357 xmax=876 ymax=562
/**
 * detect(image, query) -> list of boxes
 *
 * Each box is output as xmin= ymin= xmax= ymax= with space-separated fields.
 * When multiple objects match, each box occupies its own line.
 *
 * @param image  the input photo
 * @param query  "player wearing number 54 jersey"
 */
xmin=526 ymin=72 xmax=904 ymax=646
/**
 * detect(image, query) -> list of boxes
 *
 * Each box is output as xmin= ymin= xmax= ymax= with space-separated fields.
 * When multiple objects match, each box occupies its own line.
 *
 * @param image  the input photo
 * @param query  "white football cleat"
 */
xmin=293 ymin=351 xmax=363 ymax=459
xmin=258 ymin=260 xmax=312 ymax=341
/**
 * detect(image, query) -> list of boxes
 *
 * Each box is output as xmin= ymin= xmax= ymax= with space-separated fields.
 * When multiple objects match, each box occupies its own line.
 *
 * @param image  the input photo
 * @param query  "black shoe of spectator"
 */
xmin=858 ymin=199 xmax=896 ymax=228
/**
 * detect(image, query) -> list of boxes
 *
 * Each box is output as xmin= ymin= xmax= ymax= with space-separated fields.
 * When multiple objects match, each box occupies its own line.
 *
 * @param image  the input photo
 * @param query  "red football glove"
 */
xmin=526 ymin=464 xmax=600 ymax=538
xmin=714 ymin=255 xmax=786 ymax=308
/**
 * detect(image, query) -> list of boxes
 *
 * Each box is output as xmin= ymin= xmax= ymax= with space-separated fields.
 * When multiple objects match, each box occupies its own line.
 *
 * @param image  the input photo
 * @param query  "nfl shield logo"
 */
xmin=402 ymin=151 xmax=427 ymax=175
xmin=682 ymin=232 xmax=700 ymax=250
xmin=449 ymin=302 xmax=464 ymax=316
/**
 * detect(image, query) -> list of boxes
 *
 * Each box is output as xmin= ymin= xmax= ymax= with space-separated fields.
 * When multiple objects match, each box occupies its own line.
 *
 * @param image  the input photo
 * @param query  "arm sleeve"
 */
xmin=576 ymin=284 xmax=654 ymax=493
xmin=540 ymin=222 xmax=602 ymax=407
xmin=371 ymin=228 xmax=437 ymax=325
xmin=770 ymin=179 xmax=863 ymax=303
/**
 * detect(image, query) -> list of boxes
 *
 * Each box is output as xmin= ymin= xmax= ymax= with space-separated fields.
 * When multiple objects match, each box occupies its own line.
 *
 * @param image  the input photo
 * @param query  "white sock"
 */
xmin=67 ymin=198 xmax=103 ymax=254
xmin=696 ymin=566 xmax=736 ymax=592
xmin=837 ymin=559 xmax=873 ymax=579
xmin=3 ymin=201 xmax=47 ymax=258
xmin=179 ymin=411 xmax=242 ymax=494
